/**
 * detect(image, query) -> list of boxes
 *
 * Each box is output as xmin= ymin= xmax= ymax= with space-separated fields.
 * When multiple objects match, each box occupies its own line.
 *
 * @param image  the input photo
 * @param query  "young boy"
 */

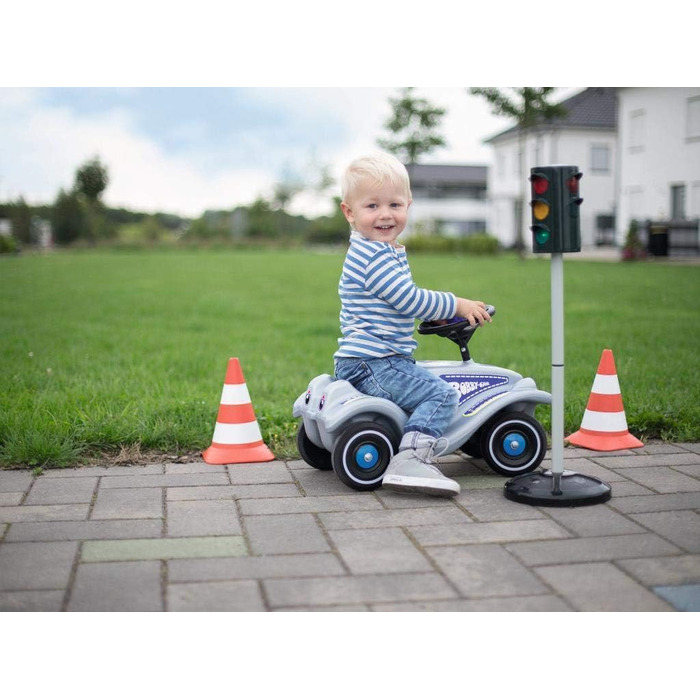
xmin=334 ymin=152 xmax=491 ymax=497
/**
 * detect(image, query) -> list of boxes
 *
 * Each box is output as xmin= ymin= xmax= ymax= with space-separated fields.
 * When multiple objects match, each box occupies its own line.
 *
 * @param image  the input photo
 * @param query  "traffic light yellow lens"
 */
xmin=533 ymin=201 xmax=549 ymax=220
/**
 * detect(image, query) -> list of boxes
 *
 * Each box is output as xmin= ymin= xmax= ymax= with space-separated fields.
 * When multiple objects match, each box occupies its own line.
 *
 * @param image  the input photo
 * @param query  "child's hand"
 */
xmin=456 ymin=298 xmax=492 ymax=326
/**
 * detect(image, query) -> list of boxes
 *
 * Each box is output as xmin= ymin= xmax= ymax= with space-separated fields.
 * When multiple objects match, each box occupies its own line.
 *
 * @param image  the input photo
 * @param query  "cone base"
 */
xmin=504 ymin=470 xmax=612 ymax=507
xmin=566 ymin=429 xmax=644 ymax=452
xmin=202 ymin=443 xmax=275 ymax=465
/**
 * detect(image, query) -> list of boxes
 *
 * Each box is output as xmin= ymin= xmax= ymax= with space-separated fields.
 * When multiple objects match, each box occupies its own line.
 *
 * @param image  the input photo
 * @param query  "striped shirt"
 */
xmin=335 ymin=231 xmax=457 ymax=359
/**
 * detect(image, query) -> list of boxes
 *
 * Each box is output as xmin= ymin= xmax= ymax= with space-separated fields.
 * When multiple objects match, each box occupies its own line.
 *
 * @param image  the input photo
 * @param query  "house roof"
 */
xmin=405 ymin=163 xmax=488 ymax=185
xmin=484 ymin=87 xmax=618 ymax=143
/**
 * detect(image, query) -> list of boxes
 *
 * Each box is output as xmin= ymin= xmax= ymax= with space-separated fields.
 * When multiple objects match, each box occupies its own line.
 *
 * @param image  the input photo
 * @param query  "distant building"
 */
xmin=484 ymin=88 xmax=618 ymax=248
xmin=616 ymin=87 xmax=700 ymax=249
xmin=404 ymin=163 xmax=489 ymax=237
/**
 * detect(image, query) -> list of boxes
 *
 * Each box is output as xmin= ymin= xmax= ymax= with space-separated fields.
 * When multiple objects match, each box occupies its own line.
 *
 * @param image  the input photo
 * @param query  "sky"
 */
xmin=0 ymin=87 xmax=582 ymax=219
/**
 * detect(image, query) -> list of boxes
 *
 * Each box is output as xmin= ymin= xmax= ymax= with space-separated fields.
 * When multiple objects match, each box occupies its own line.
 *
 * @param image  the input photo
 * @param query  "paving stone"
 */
xmin=264 ymin=572 xmax=457 ymax=608
xmin=612 ymin=492 xmax=700 ymax=514
xmin=454 ymin=474 xmax=507 ymax=490
xmin=408 ymin=519 xmax=570 ymax=547
xmin=0 ymin=504 xmax=89 ymax=523
xmin=166 ymin=483 xmax=301 ymax=501
xmin=41 ymin=465 xmax=164 ymax=478
xmin=540 ymin=504 xmax=647 ymax=537
xmin=244 ymin=513 xmax=330 ymax=555
xmin=612 ymin=466 xmax=700 ymax=494
xmin=164 ymin=463 xmax=227 ymax=474
xmin=238 ymin=494 xmax=383 ymax=516
xmin=606 ymin=481 xmax=655 ymax=497
xmin=320 ymin=506 xmax=471 ymax=531
xmin=679 ymin=443 xmax=700 ymax=455
xmin=91 ymin=487 xmax=163 ymax=520
xmin=594 ymin=453 xmax=700 ymax=469
xmin=168 ymin=552 xmax=345 ymax=583
xmin=672 ymin=463 xmax=700 ymax=479
xmin=0 ymin=590 xmax=65 ymax=612
xmin=506 ymin=533 xmax=681 ymax=566
xmin=0 ymin=541 xmax=78 ymax=591
xmin=24 ymin=477 xmax=98 ymax=505
xmin=0 ymin=493 xmax=23 ymax=506
xmin=227 ymin=462 xmax=293 ymax=485
xmin=5 ymin=519 xmax=162 ymax=542
xmin=428 ymin=544 xmax=549 ymax=598
xmin=330 ymin=528 xmax=434 ymax=575
xmin=652 ymin=584 xmax=700 ymax=612
xmin=293 ymin=469 xmax=355 ymax=496
xmin=68 ymin=561 xmax=163 ymax=611
xmin=373 ymin=595 xmax=572 ymax=612
xmin=0 ymin=471 xmax=33 ymax=492
xmin=82 ymin=536 xmax=246 ymax=562
xmin=281 ymin=604 xmax=371 ymax=612
xmin=627 ymin=511 xmax=700 ymax=553
xmin=100 ymin=473 xmax=230 ymax=489
xmin=456 ymin=489 xmax=548 ymax=522
xmin=616 ymin=554 xmax=700 ymax=586
xmin=167 ymin=500 xmax=242 ymax=537
xmin=168 ymin=580 xmax=266 ymax=611
xmin=534 ymin=562 xmax=674 ymax=611
xmin=375 ymin=489 xmax=463 ymax=509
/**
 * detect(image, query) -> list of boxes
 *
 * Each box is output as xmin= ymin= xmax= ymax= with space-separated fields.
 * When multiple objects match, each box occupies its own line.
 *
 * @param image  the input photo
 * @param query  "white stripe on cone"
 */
xmin=591 ymin=374 xmax=621 ymax=395
xmin=220 ymin=384 xmax=252 ymax=405
xmin=580 ymin=409 xmax=629 ymax=433
xmin=212 ymin=421 xmax=263 ymax=445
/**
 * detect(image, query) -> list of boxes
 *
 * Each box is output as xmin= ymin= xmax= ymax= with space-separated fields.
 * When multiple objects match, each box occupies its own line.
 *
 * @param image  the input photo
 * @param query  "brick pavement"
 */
xmin=1 ymin=442 xmax=699 ymax=612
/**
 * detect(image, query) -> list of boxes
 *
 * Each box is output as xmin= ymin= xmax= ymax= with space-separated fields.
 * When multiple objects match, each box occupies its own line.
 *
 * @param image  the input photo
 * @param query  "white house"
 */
xmin=484 ymin=88 xmax=618 ymax=249
xmin=616 ymin=87 xmax=700 ymax=250
xmin=404 ymin=164 xmax=489 ymax=237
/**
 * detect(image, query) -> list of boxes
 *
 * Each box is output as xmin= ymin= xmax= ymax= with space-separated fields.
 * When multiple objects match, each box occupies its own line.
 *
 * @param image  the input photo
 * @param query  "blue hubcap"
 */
xmin=503 ymin=432 xmax=527 ymax=457
xmin=355 ymin=444 xmax=379 ymax=470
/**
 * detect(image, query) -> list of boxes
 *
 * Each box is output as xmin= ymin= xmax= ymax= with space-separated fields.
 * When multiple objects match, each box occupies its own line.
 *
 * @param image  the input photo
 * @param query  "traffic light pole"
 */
xmin=504 ymin=164 xmax=612 ymax=507
xmin=550 ymin=252 xmax=565 ymax=493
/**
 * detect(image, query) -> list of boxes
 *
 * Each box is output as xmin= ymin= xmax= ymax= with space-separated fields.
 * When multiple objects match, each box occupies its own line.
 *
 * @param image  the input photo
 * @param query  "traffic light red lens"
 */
xmin=532 ymin=176 xmax=549 ymax=195
xmin=566 ymin=177 xmax=579 ymax=194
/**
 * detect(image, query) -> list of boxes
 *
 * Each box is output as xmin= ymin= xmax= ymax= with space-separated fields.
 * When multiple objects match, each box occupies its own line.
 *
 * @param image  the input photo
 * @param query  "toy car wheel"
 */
xmin=296 ymin=423 xmax=332 ymax=470
xmin=332 ymin=422 xmax=397 ymax=492
xmin=480 ymin=412 xmax=546 ymax=477
xmin=460 ymin=431 xmax=483 ymax=459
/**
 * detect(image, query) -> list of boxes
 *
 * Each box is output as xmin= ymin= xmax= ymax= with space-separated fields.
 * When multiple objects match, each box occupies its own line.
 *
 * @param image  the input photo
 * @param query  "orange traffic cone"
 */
xmin=202 ymin=358 xmax=275 ymax=464
xmin=566 ymin=349 xmax=643 ymax=451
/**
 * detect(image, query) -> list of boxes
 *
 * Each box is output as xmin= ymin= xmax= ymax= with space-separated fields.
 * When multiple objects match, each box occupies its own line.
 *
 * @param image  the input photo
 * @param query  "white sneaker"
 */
xmin=382 ymin=439 xmax=460 ymax=497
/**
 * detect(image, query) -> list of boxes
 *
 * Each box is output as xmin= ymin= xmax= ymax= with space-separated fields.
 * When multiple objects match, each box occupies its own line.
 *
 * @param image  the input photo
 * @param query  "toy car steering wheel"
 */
xmin=418 ymin=305 xmax=496 ymax=337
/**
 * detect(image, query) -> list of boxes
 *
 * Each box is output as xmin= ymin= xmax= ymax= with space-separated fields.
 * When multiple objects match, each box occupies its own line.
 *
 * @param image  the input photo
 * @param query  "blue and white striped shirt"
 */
xmin=335 ymin=231 xmax=457 ymax=359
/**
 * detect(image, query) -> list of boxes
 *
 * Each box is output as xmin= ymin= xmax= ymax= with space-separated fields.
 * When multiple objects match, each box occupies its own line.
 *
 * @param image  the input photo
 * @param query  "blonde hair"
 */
xmin=341 ymin=151 xmax=412 ymax=202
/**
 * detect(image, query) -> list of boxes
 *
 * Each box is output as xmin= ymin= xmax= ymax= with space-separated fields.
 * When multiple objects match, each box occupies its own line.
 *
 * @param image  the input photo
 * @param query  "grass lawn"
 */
xmin=1 ymin=248 xmax=699 ymax=468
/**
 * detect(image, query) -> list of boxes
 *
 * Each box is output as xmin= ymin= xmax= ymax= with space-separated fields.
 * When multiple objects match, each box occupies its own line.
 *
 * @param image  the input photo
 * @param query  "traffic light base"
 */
xmin=504 ymin=469 xmax=612 ymax=507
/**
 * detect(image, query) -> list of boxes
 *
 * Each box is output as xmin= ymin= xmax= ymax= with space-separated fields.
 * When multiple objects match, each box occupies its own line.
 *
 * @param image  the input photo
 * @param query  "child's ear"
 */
xmin=340 ymin=201 xmax=354 ymax=224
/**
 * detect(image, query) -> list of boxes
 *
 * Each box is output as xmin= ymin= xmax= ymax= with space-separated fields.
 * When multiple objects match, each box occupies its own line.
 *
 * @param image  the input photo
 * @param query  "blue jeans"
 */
xmin=334 ymin=355 xmax=458 ymax=439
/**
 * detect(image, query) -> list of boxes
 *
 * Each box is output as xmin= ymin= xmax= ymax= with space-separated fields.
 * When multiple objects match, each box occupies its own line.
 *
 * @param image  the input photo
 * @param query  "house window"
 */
xmin=671 ymin=184 xmax=686 ymax=220
xmin=687 ymin=95 xmax=700 ymax=140
xmin=591 ymin=144 xmax=610 ymax=173
xmin=629 ymin=110 xmax=645 ymax=151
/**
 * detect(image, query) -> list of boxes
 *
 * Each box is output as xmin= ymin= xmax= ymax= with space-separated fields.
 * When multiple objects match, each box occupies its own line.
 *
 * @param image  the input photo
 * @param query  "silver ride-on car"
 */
xmin=293 ymin=306 xmax=551 ymax=492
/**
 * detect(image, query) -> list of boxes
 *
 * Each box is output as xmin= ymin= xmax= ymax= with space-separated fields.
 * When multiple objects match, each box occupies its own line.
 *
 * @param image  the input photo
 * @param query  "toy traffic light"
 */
xmin=529 ymin=165 xmax=583 ymax=253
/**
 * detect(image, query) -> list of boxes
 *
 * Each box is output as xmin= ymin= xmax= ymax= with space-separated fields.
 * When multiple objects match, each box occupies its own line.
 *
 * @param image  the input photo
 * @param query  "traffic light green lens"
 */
xmin=535 ymin=229 xmax=550 ymax=244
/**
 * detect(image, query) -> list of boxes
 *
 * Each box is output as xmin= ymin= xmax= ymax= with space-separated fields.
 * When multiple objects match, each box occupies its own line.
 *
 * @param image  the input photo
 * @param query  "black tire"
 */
xmin=480 ymin=412 xmax=547 ymax=477
xmin=296 ymin=423 xmax=333 ymax=470
xmin=331 ymin=422 xmax=397 ymax=492
xmin=460 ymin=431 xmax=483 ymax=459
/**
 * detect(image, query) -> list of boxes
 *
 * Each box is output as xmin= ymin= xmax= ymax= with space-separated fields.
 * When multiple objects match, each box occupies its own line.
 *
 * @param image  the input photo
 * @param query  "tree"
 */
xmin=377 ymin=87 xmax=446 ymax=163
xmin=74 ymin=156 xmax=109 ymax=202
xmin=52 ymin=188 xmax=86 ymax=244
xmin=73 ymin=156 xmax=110 ymax=243
xmin=470 ymin=87 xmax=568 ymax=256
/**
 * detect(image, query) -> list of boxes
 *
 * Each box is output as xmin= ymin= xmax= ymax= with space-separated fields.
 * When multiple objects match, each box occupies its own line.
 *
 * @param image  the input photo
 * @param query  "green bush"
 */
xmin=0 ymin=235 xmax=19 ymax=255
